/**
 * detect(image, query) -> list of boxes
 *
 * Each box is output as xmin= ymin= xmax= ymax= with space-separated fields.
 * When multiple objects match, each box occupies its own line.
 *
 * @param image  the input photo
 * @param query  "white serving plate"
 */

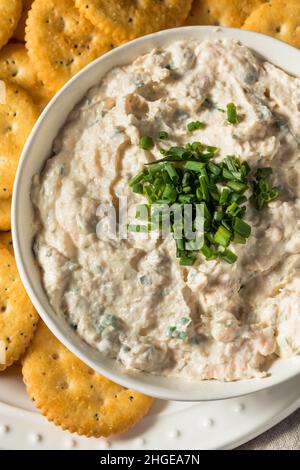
xmin=1 ymin=365 xmax=300 ymax=450
xmin=12 ymin=26 xmax=300 ymax=401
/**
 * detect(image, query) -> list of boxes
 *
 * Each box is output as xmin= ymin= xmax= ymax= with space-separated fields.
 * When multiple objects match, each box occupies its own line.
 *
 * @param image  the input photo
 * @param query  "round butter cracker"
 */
xmin=25 ymin=0 xmax=116 ymax=93
xmin=22 ymin=322 xmax=154 ymax=437
xmin=0 ymin=231 xmax=13 ymax=255
xmin=0 ymin=0 xmax=22 ymax=50
xmin=0 ymin=43 xmax=53 ymax=110
xmin=185 ymin=0 xmax=265 ymax=27
xmin=0 ymin=198 xmax=11 ymax=231
xmin=243 ymin=0 xmax=300 ymax=49
xmin=0 ymin=81 xmax=39 ymax=200
xmin=0 ymin=247 xmax=39 ymax=371
xmin=75 ymin=0 xmax=193 ymax=43
xmin=13 ymin=0 xmax=34 ymax=42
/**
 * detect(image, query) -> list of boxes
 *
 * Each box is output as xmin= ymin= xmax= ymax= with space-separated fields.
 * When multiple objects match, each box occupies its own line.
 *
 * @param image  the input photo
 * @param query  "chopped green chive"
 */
xmin=227 ymin=180 xmax=248 ymax=193
xmin=234 ymin=233 xmax=247 ymax=244
xmin=164 ymin=162 xmax=178 ymax=181
xmin=129 ymin=133 xmax=279 ymax=267
xmin=184 ymin=161 xmax=205 ymax=172
xmin=207 ymin=162 xmax=222 ymax=176
xmin=231 ymin=194 xmax=247 ymax=205
xmin=233 ymin=217 xmax=251 ymax=238
xmin=178 ymin=331 xmax=188 ymax=340
xmin=201 ymin=244 xmax=217 ymax=260
xmin=226 ymin=202 xmax=240 ymax=217
xmin=162 ymin=183 xmax=177 ymax=202
xmin=252 ymin=167 xmax=279 ymax=210
xmin=219 ymin=187 xmax=231 ymax=205
xmin=187 ymin=121 xmax=205 ymax=132
xmin=199 ymin=175 xmax=210 ymax=201
xmin=176 ymin=238 xmax=185 ymax=251
xmin=129 ymin=170 xmax=146 ymax=187
xmin=159 ymin=131 xmax=169 ymax=140
xmin=167 ymin=326 xmax=177 ymax=337
xmin=139 ymin=135 xmax=154 ymax=150
xmin=226 ymin=102 xmax=238 ymax=124
xmin=214 ymin=226 xmax=232 ymax=247
xmin=219 ymin=248 xmax=238 ymax=264
xmin=132 ymin=182 xmax=144 ymax=194
xmin=255 ymin=167 xmax=273 ymax=179
xmin=180 ymin=256 xmax=196 ymax=266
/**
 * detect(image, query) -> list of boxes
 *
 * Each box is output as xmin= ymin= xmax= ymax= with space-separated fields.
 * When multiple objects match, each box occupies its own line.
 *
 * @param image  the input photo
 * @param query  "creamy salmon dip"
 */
xmin=31 ymin=39 xmax=300 ymax=381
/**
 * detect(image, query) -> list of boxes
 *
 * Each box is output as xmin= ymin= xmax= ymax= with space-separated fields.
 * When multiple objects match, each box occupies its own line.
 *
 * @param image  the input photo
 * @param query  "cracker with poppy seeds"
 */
xmin=0 ymin=198 xmax=11 ymax=231
xmin=0 ymin=81 xmax=39 ymax=201
xmin=243 ymin=0 xmax=300 ymax=49
xmin=13 ymin=0 xmax=34 ymax=43
xmin=0 ymin=43 xmax=53 ymax=110
xmin=0 ymin=231 xmax=13 ymax=255
xmin=185 ymin=0 xmax=265 ymax=28
xmin=0 ymin=247 xmax=39 ymax=371
xmin=22 ymin=322 xmax=154 ymax=437
xmin=75 ymin=0 xmax=193 ymax=43
xmin=25 ymin=0 xmax=116 ymax=93
xmin=0 ymin=0 xmax=22 ymax=50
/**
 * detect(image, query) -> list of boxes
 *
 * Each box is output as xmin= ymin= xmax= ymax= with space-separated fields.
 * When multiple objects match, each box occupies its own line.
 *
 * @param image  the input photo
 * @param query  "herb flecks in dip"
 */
xmin=32 ymin=39 xmax=300 ymax=382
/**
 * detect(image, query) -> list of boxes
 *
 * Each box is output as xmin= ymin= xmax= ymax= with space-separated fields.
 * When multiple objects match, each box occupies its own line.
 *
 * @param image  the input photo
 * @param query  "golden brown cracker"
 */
xmin=75 ymin=0 xmax=193 ymax=43
xmin=25 ymin=0 xmax=116 ymax=93
xmin=243 ymin=0 xmax=300 ymax=48
xmin=13 ymin=0 xmax=34 ymax=42
xmin=22 ymin=322 xmax=154 ymax=437
xmin=0 ymin=79 xmax=4 ymax=103
xmin=185 ymin=0 xmax=265 ymax=28
xmin=0 ymin=81 xmax=39 ymax=199
xmin=0 ymin=43 xmax=53 ymax=110
xmin=0 ymin=198 xmax=11 ymax=231
xmin=0 ymin=231 xmax=13 ymax=255
xmin=0 ymin=0 xmax=22 ymax=50
xmin=0 ymin=247 xmax=39 ymax=371
xmin=0 ymin=144 xmax=17 ymax=200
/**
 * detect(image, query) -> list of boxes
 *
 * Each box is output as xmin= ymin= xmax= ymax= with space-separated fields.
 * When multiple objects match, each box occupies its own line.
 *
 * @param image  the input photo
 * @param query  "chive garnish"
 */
xmin=180 ymin=256 xmax=196 ymax=266
xmin=219 ymin=248 xmax=237 ymax=264
xmin=201 ymin=244 xmax=217 ymax=260
xmin=251 ymin=167 xmax=279 ymax=210
xmin=129 ymin=134 xmax=279 ymax=266
xmin=226 ymin=102 xmax=238 ymax=124
xmin=214 ymin=226 xmax=232 ymax=247
xmin=129 ymin=170 xmax=146 ymax=187
xmin=219 ymin=187 xmax=231 ymax=205
xmin=139 ymin=135 xmax=154 ymax=150
xmin=187 ymin=121 xmax=205 ymax=132
xmin=227 ymin=180 xmax=248 ymax=193
xmin=164 ymin=162 xmax=178 ymax=181
xmin=132 ymin=182 xmax=144 ymax=194
xmin=159 ymin=131 xmax=169 ymax=140
xmin=233 ymin=217 xmax=251 ymax=238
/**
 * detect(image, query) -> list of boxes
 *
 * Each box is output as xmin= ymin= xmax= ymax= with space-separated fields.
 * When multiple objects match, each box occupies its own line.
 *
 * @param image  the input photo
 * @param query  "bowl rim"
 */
xmin=12 ymin=25 xmax=300 ymax=401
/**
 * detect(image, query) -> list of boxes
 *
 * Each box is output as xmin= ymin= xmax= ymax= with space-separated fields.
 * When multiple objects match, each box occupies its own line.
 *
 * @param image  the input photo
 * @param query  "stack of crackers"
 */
xmin=0 ymin=0 xmax=299 ymax=439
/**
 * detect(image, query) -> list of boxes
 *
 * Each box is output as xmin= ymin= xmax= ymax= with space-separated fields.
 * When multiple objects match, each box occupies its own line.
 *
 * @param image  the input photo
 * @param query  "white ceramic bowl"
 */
xmin=12 ymin=26 xmax=300 ymax=401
